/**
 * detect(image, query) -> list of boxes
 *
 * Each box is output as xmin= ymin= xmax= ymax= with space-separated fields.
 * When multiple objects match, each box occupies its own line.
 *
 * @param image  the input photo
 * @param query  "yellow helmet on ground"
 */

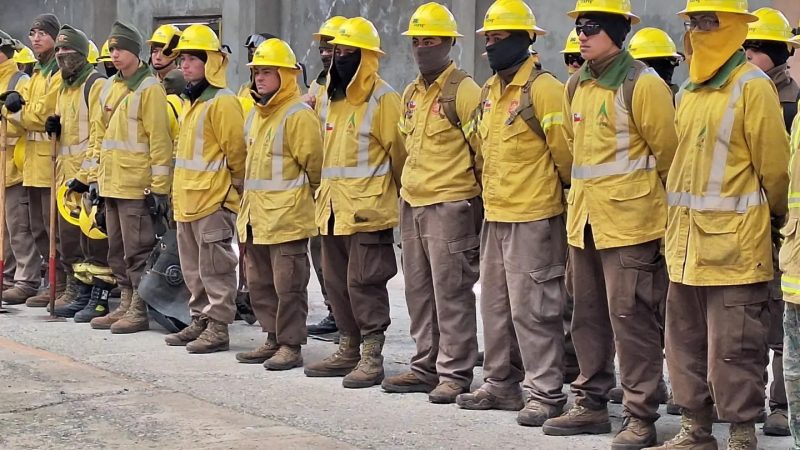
xmin=403 ymin=2 xmax=463 ymax=38
xmin=57 ymin=184 xmax=82 ymax=227
xmin=477 ymin=0 xmax=547 ymax=37
xmin=13 ymin=45 xmax=36 ymax=64
xmin=97 ymin=40 xmax=111 ymax=62
xmin=746 ymin=8 xmax=800 ymax=49
xmin=629 ymin=28 xmax=681 ymax=60
xmin=314 ymin=16 xmax=348 ymax=40
xmin=174 ymin=24 xmax=220 ymax=52
xmin=87 ymin=40 xmax=99 ymax=64
xmin=148 ymin=24 xmax=182 ymax=47
xmin=247 ymin=38 xmax=300 ymax=69
xmin=677 ymin=0 xmax=758 ymax=22
xmin=562 ymin=29 xmax=580 ymax=54
xmin=567 ymin=0 xmax=641 ymax=25
xmin=329 ymin=17 xmax=384 ymax=54
xmin=79 ymin=204 xmax=106 ymax=240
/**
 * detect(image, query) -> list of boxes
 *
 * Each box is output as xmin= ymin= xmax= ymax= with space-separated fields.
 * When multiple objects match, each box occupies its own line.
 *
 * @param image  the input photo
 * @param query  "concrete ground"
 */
xmin=0 ymin=266 xmax=793 ymax=449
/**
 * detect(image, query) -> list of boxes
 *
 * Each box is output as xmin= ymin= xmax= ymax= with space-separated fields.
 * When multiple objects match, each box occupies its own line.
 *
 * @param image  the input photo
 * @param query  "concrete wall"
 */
xmin=0 ymin=0 xmax=796 ymax=90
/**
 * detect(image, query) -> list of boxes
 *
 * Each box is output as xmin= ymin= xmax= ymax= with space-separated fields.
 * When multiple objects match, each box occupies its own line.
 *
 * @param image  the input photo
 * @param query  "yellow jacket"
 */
xmin=399 ymin=63 xmax=481 ymax=207
xmin=474 ymin=57 xmax=571 ymax=222
xmin=0 ymin=59 xmax=29 ymax=187
xmin=56 ymin=67 xmax=104 ymax=186
xmin=669 ymin=54 xmax=789 ymax=286
xmin=12 ymin=56 xmax=62 ymax=188
xmin=238 ymin=81 xmax=255 ymax=116
xmin=173 ymin=86 xmax=246 ymax=222
xmin=94 ymin=64 xmax=173 ymax=199
xmin=563 ymin=51 xmax=677 ymax=249
xmin=315 ymin=51 xmax=407 ymax=235
xmin=782 ymin=100 xmax=800 ymax=303
xmin=238 ymin=69 xmax=322 ymax=245
xmin=166 ymin=93 xmax=185 ymax=143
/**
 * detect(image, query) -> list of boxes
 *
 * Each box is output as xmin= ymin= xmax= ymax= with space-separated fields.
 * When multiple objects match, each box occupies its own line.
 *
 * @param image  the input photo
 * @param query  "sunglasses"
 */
xmin=575 ymin=22 xmax=603 ymax=37
xmin=564 ymin=54 xmax=585 ymax=66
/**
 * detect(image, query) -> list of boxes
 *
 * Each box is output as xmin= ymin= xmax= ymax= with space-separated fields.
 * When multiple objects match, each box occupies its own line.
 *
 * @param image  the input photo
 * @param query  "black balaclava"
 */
xmin=413 ymin=37 xmax=453 ymax=84
xmin=581 ymin=12 xmax=631 ymax=49
xmin=486 ymin=31 xmax=532 ymax=72
xmin=328 ymin=50 xmax=361 ymax=99
xmin=183 ymin=78 xmax=210 ymax=102
xmin=644 ymin=58 xmax=677 ymax=85
xmin=0 ymin=45 xmax=13 ymax=60
xmin=745 ymin=40 xmax=791 ymax=67
xmin=56 ymin=52 xmax=87 ymax=82
xmin=103 ymin=62 xmax=117 ymax=77
xmin=182 ymin=49 xmax=207 ymax=63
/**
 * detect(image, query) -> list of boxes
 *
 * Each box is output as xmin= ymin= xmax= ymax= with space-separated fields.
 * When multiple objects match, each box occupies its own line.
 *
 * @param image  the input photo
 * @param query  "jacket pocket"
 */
xmin=691 ymin=212 xmax=743 ymax=267
xmin=779 ymin=217 xmax=800 ymax=273
xmin=116 ymin=152 xmax=150 ymax=189
xmin=447 ymin=235 xmax=480 ymax=291
xmin=276 ymin=239 xmax=310 ymax=293
xmin=500 ymin=119 xmax=532 ymax=162
xmin=603 ymin=180 xmax=655 ymax=232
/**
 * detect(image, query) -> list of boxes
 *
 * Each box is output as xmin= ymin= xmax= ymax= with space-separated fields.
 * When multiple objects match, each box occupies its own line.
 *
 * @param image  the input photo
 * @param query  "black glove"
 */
xmin=66 ymin=178 xmax=89 ymax=194
xmin=0 ymin=91 xmax=25 ymax=113
xmin=151 ymin=193 xmax=170 ymax=217
xmin=88 ymin=182 xmax=100 ymax=205
xmin=94 ymin=202 xmax=107 ymax=233
xmin=45 ymin=115 xmax=61 ymax=138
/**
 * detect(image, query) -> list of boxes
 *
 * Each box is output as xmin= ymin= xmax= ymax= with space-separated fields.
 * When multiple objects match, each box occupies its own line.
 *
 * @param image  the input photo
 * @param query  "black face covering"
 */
xmin=56 ymin=52 xmax=86 ymax=81
xmin=644 ymin=58 xmax=677 ymax=85
xmin=183 ymin=78 xmax=210 ymax=102
xmin=486 ymin=31 xmax=532 ymax=72
xmin=331 ymin=50 xmax=361 ymax=91
xmin=413 ymin=38 xmax=452 ymax=78
xmin=104 ymin=62 xmax=118 ymax=77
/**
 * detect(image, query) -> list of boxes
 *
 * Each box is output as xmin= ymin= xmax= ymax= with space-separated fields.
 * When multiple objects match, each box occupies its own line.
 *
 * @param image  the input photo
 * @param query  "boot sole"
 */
xmin=610 ymin=439 xmax=657 ymax=450
xmin=428 ymin=394 xmax=460 ymax=404
xmin=187 ymin=343 xmax=230 ymax=354
xmin=342 ymin=374 xmax=384 ymax=389
xmin=264 ymin=360 xmax=303 ymax=371
xmin=74 ymin=314 xmax=107 ymax=323
xmin=763 ymin=425 xmax=791 ymax=437
xmin=456 ymin=398 xmax=524 ymax=411
xmin=111 ymin=325 xmax=150 ymax=335
xmin=165 ymin=340 xmax=190 ymax=346
xmin=90 ymin=321 xmax=116 ymax=330
xmin=304 ymin=368 xmax=356 ymax=378
xmin=381 ymin=384 xmax=435 ymax=394
xmin=307 ymin=328 xmax=338 ymax=335
xmin=542 ymin=422 xmax=612 ymax=436
xmin=236 ymin=356 xmax=270 ymax=364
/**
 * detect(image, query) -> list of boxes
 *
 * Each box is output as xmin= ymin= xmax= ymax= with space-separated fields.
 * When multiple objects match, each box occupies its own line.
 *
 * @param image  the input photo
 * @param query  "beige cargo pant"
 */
xmin=105 ymin=198 xmax=156 ymax=290
xmin=4 ymin=183 xmax=40 ymax=292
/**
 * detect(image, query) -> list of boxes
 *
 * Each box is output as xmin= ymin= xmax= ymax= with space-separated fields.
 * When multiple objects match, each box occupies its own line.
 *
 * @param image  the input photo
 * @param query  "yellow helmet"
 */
xmin=314 ymin=16 xmax=348 ymax=40
xmin=87 ymin=40 xmax=99 ymax=64
xmin=97 ymin=40 xmax=111 ymax=62
xmin=329 ymin=17 xmax=384 ymax=54
xmin=477 ymin=0 xmax=547 ymax=36
xmin=247 ymin=38 xmax=300 ymax=69
xmin=174 ymin=24 xmax=221 ymax=52
xmin=677 ymin=0 xmax=758 ymax=22
xmin=79 ymin=204 xmax=106 ymax=240
xmin=567 ymin=0 xmax=641 ymax=25
xmin=13 ymin=45 xmax=36 ymax=64
xmin=403 ymin=2 xmax=463 ymax=38
xmin=148 ymin=24 xmax=182 ymax=47
xmin=56 ymin=184 xmax=82 ymax=227
xmin=562 ymin=29 xmax=580 ymax=54
xmin=629 ymin=28 xmax=681 ymax=60
xmin=747 ymin=8 xmax=800 ymax=48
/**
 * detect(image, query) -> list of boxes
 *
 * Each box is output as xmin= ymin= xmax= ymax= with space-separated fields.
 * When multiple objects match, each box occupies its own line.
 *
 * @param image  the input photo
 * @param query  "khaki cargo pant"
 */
xmin=245 ymin=236 xmax=310 ymax=346
xmin=105 ymin=198 xmax=155 ymax=290
xmin=4 ymin=184 xmax=39 ymax=292
xmin=480 ymin=215 xmax=568 ymax=407
xmin=666 ymin=282 xmax=769 ymax=423
xmin=28 ymin=186 xmax=65 ymax=279
xmin=178 ymin=209 xmax=238 ymax=324
xmin=568 ymin=226 xmax=666 ymax=421
xmin=321 ymin=227 xmax=397 ymax=337
xmin=400 ymin=198 xmax=481 ymax=389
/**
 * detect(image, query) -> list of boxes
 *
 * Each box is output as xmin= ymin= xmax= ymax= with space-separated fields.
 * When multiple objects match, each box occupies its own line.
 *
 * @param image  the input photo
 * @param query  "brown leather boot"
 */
xmin=342 ymin=333 xmax=385 ymax=388
xmin=612 ymin=416 xmax=657 ymax=450
xmin=2 ymin=285 xmax=38 ymax=305
xmin=186 ymin=318 xmax=229 ymax=354
xmin=428 ymin=381 xmax=468 ymax=404
xmin=109 ymin=291 xmax=149 ymax=334
xmin=164 ymin=316 xmax=208 ymax=346
xmin=90 ymin=288 xmax=132 ymax=330
xmin=381 ymin=371 xmax=435 ymax=394
xmin=456 ymin=387 xmax=525 ymax=411
xmin=263 ymin=345 xmax=303 ymax=370
xmin=235 ymin=333 xmax=278 ymax=363
xmin=49 ymin=275 xmax=80 ymax=311
xmin=304 ymin=335 xmax=361 ymax=377
xmin=517 ymin=398 xmax=563 ymax=427
xmin=542 ymin=404 xmax=612 ymax=436
xmin=726 ymin=422 xmax=756 ymax=450
xmin=28 ymin=271 xmax=66 ymax=307
xmin=644 ymin=407 xmax=718 ymax=450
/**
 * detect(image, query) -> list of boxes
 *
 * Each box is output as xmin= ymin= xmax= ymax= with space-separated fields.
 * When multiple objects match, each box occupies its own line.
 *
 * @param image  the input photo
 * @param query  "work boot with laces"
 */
xmin=74 ymin=279 xmax=114 ymax=323
xmin=27 ymin=274 xmax=66 ymax=307
xmin=307 ymin=312 xmax=338 ymax=334
xmin=762 ymin=408 xmax=790 ymax=436
xmin=50 ymin=275 xmax=80 ymax=311
xmin=264 ymin=345 xmax=303 ymax=370
xmin=429 ymin=381 xmax=467 ymax=404
xmin=517 ymin=396 xmax=563 ymax=427
xmin=186 ymin=318 xmax=229 ymax=354
xmin=612 ymin=416 xmax=657 ymax=450
xmin=726 ymin=422 xmax=756 ymax=450
xmin=382 ymin=371 xmax=435 ymax=394
xmin=342 ymin=333 xmax=385 ymax=388
xmin=110 ymin=291 xmax=149 ymax=334
xmin=304 ymin=335 xmax=361 ymax=377
xmin=165 ymin=315 xmax=209 ymax=346
xmin=456 ymin=387 xmax=525 ymax=411
xmin=53 ymin=282 xmax=93 ymax=318
xmin=91 ymin=288 xmax=132 ymax=329
xmin=235 ymin=333 xmax=278 ymax=363
xmin=643 ymin=407 xmax=717 ymax=450
xmin=542 ymin=404 xmax=612 ymax=436
xmin=3 ymin=285 xmax=38 ymax=306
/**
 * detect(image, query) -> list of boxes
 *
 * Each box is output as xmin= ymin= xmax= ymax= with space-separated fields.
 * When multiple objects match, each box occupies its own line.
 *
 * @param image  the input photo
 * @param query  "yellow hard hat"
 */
xmin=247 ymin=38 xmax=300 ymax=69
xmin=56 ymin=184 xmax=82 ymax=227
xmin=477 ymin=0 xmax=547 ymax=36
xmin=562 ymin=29 xmax=581 ymax=54
xmin=403 ymin=2 xmax=463 ymax=38
xmin=97 ymin=40 xmax=111 ymax=62
xmin=313 ymin=16 xmax=348 ymax=40
xmin=148 ymin=24 xmax=182 ymax=46
xmin=567 ymin=0 xmax=641 ymax=25
xmin=174 ymin=24 xmax=221 ymax=52
xmin=329 ymin=17 xmax=384 ymax=54
xmin=629 ymin=28 xmax=681 ymax=60
xmin=79 ymin=204 xmax=106 ymax=240
xmin=747 ymin=8 xmax=800 ymax=48
xmin=13 ymin=45 xmax=36 ymax=64
xmin=677 ymin=0 xmax=758 ymax=22
xmin=87 ymin=40 xmax=99 ymax=64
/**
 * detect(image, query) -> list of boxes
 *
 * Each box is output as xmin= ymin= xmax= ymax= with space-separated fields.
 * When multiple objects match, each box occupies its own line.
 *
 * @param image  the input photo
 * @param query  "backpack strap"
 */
xmin=621 ymin=60 xmax=648 ymax=125
xmin=508 ymin=67 xmax=549 ymax=140
xmin=438 ymin=68 xmax=470 ymax=131
xmin=83 ymin=71 xmax=106 ymax=107
xmin=7 ymin=70 xmax=26 ymax=92
xmin=566 ymin=72 xmax=581 ymax=106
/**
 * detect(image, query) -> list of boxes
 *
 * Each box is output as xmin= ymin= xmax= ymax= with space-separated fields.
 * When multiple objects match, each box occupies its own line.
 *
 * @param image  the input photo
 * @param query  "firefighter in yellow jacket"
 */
xmin=234 ymin=38 xmax=322 ymax=370
xmin=43 ymin=25 xmax=115 ymax=322
xmin=162 ymin=25 xmax=246 ymax=354
xmin=81 ymin=21 xmax=173 ymax=334
xmin=651 ymin=2 xmax=790 ymax=449
xmin=303 ymin=17 xmax=406 ymax=388
xmin=3 ymin=13 xmax=65 ymax=307
xmin=542 ymin=0 xmax=677 ymax=447
xmin=0 ymin=30 xmax=39 ymax=306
